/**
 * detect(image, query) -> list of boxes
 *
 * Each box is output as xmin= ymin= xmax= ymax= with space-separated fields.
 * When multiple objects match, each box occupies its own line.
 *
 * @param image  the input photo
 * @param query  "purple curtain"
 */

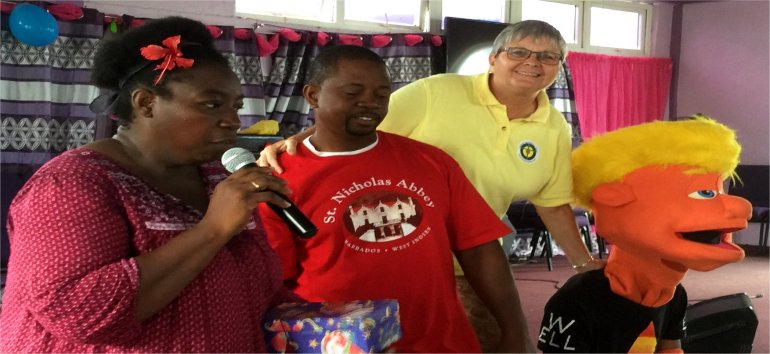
xmin=1 ymin=5 xmax=104 ymax=267
xmin=1 ymin=7 xmax=104 ymax=165
xmin=213 ymin=28 xmax=267 ymax=129
xmin=546 ymin=61 xmax=582 ymax=147
xmin=371 ymin=34 xmax=442 ymax=91
xmin=263 ymin=32 xmax=320 ymax=137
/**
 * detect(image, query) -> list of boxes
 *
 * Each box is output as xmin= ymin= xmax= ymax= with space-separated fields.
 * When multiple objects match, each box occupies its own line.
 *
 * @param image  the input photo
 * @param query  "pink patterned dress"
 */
xmin=0 ymin=148 xmax=291 ymax=352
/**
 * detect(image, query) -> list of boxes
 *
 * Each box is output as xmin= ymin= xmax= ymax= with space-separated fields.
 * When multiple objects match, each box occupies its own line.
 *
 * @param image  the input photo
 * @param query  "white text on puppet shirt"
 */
xmin=539 ymin=312 xmax=576 ymax=351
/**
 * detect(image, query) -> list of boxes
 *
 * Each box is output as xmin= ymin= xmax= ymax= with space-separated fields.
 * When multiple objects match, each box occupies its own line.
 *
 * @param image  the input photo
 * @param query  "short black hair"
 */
xmin=307 ymin=45 xmax=388 ymax=86
xmin=91 ymin=16 xmax=230 ymax=126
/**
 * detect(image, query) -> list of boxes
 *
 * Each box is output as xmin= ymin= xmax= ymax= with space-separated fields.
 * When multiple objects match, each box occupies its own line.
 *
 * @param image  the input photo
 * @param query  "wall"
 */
xmin=676 ymin=1 xmax=770 ymax=166
xmin=676 ymin=1 xmax=770 ymax=246
xmin=650 ymin=3 xmax=674 ymax=58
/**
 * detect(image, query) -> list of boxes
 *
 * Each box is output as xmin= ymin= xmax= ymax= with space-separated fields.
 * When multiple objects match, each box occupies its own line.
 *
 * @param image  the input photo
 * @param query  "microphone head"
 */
xmin=221 ymin=147 xmax=256 ymax=173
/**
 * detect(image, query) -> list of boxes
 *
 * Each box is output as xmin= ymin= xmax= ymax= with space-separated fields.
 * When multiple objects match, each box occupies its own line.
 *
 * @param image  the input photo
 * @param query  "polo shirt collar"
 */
xmin=473 ymin=72 xmax=550 ymax=123
xmin=473 ymin=72 xmax=500 ymax=106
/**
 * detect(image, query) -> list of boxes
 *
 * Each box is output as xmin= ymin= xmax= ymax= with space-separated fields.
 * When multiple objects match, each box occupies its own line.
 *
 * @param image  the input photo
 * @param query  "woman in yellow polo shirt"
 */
xmin=259 ymin=20 xmax=602 ymax=352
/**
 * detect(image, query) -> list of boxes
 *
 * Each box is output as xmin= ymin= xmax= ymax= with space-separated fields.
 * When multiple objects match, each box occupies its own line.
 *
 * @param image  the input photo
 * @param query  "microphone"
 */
xmin=221 ymin=147 xmax=318 ymax=239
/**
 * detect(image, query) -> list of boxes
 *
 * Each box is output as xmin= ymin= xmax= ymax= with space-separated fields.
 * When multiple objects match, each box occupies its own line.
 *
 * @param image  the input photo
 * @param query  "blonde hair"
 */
xmin=572 ymin=115 xmax=741 ymax=209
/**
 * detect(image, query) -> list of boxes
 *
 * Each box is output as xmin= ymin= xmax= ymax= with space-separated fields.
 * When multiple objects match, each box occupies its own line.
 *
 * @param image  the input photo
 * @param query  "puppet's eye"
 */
xmin=689 ymin=190 xmax=717 ymax=199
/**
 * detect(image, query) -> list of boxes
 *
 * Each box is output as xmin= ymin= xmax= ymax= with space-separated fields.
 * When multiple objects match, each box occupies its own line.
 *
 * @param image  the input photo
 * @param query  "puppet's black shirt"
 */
xmin=538 ymin=269 xmax=686 ymax=353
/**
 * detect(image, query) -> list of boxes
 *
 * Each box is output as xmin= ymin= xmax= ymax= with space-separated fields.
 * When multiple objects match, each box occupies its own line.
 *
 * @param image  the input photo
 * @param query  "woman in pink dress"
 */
xmin=0 ymin=16 xmax=294 ymax=352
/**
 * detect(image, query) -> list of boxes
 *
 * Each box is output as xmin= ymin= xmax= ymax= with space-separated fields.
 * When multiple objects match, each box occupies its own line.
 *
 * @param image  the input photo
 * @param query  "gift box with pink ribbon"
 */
xmin=263 ymin=299 xmax=401 ymax=353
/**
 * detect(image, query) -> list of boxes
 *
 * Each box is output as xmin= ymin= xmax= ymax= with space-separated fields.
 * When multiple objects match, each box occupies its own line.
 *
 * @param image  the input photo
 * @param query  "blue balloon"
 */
xmin=9 ymin=3 xmax=59 ymax=47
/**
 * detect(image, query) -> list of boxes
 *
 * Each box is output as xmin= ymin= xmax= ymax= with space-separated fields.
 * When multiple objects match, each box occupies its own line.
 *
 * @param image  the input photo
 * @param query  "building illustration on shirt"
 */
xmin=345 ymin=193 xmax=422 ymax=242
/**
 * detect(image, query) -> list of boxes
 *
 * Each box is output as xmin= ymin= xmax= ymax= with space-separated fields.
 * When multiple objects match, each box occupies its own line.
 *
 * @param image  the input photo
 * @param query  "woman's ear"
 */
xmin=303 ymin=84 xmax=320 ymax=109
xmin=131 ymin=88 xmax=155 ymax=118
xmin=488 ymin=53 xmax=496 ymax=73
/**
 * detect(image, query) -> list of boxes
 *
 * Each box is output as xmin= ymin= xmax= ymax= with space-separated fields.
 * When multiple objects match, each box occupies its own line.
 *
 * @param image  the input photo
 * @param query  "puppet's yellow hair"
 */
xmin=572 ymin=115 xmax=741 ymax=209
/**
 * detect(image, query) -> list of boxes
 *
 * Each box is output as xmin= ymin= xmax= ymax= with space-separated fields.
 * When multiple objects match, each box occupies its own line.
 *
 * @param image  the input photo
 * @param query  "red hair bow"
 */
xmin=140 ymin=35 xmax=194 ymax=85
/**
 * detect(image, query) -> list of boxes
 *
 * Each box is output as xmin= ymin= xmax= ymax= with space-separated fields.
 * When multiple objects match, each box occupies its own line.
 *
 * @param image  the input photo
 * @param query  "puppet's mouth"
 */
xmin=681 ymin=230 xmax=722 ymax=244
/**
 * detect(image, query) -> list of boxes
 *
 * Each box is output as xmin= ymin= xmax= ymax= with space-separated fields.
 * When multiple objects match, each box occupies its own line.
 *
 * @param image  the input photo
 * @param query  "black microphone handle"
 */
xmin=267 ymin=193 xmax=318 ymax=239
xmin=223 ymin=156 xmax=317 ymax=238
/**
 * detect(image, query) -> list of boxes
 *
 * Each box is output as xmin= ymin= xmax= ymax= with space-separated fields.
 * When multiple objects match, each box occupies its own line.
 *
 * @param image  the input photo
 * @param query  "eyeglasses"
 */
xmin=498 ymin=47 xmax=563 ymax=65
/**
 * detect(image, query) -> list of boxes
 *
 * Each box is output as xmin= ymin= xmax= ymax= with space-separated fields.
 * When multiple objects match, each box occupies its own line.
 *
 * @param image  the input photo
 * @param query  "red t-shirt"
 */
xmin=260 ymin=132 xmax=510 ymax=353
xmin=1 ymin=149 xmax=291 ymax=352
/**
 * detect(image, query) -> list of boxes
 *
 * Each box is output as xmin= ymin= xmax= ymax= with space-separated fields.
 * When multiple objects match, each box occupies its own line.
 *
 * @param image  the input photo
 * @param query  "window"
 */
xmin=234 ymin=0 xmax=335 ymax=23
xmin=519 ymin=0 xmax=652 ymax=56
xmin=521 ymin=0 xmax=580 ymax=45
xmin=436 ymin=0 xmax=652 ymax=55
xmin=345 ymin=0 xmax=421 ymax=26
xmin=590 ymin=7 xmax=642 ymax=49
xmin=585 ymin=2 xmax=650 ymax=52
xmin=235 ymin=0 xmax=425 ymax=33
xmin=441 ymin=0 xmax=507 ymax=28
xmin=234 ymin=0 xmax=653 ymax=55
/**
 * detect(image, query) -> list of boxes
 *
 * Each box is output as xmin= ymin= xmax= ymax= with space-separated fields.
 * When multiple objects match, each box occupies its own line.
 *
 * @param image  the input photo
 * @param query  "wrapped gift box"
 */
xmin=263 ymin=299 xmax=401 ymax=353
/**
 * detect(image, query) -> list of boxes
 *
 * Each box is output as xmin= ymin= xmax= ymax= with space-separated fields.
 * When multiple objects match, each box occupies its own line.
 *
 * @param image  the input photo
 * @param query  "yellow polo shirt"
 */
xmin=379 ymin=73 xmax=575 ymax=218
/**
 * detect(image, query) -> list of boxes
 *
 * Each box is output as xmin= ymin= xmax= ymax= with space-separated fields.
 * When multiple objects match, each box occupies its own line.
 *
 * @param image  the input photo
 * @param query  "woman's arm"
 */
xmin=535 ymin=204 xmax=604 ymax=272
xmin=133 ymin=166 xmax=291 ymax=320
xmin=12 ymin=161 xmax=291 ymax=345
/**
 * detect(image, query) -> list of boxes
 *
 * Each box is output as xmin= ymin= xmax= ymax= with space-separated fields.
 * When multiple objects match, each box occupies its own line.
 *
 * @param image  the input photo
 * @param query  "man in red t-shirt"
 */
xmin=258 ymin=45 xmax=534 ymax=353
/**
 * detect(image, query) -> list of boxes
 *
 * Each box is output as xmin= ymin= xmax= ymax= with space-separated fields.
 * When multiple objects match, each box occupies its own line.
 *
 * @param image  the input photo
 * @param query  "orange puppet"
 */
xmin=538 ymin=116 xmax=751 ymax=353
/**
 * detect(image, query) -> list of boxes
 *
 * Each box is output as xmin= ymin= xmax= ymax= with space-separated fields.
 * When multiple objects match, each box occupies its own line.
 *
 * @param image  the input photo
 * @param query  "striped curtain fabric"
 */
xmin=262 ymin=32 xmax=319 ymax=137
xmin=1 ymin=8 xmax=104 ymax=166
xmin=1 ymin=6 xmax=105 ymax=268
xmin=546 ymin=61 xmax=582 ymax=147
xmin=1 ymin=13 xmax=269 ymax=164
xmin=214 ymin=29 xmax=267 ymax=129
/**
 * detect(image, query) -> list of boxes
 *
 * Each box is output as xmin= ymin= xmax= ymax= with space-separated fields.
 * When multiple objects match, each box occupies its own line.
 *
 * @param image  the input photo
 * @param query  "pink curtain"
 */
xmin=566 ymin=52 xmax=673 ymax=140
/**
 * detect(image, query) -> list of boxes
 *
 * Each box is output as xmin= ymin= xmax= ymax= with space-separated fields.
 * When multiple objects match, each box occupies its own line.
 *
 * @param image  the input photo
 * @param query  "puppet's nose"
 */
xmin=723 ymin=194 xmax=753 ymax=220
